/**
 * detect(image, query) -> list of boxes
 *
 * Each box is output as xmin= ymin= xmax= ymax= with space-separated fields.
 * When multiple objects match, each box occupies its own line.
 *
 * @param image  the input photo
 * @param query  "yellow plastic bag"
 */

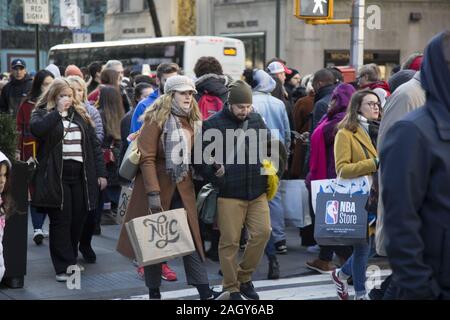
xmin=262 ymin=159 xmax=279 ymax=201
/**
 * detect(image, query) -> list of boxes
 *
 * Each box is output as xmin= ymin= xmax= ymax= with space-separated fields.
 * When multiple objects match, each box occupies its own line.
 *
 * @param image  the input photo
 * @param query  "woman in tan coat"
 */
xmin=331 ymin=90 xmax=380 ymax=301
xmin=116 ymin=75 xmax=228 ymax=300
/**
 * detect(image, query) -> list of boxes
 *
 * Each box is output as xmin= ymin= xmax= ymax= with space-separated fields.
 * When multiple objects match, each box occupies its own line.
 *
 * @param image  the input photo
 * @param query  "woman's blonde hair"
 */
xmin=35 ymin=78 xmax=93 ymax=126
xmin=66 ymin=76 xmax=88 ymax=103
xmin=337 ymin=90 xmax=380 ymax=133
xmin=142 ymin=93 xmax=202 ymax=129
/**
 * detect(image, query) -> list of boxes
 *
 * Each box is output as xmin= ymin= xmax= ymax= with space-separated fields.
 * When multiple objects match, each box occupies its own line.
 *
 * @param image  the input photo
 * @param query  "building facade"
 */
xmin=104 ymin=0 xmax=196 ymax=40
xmin=0 ymin=0 xmax=105 ymax=73
xmin=199 ymin=0 xmax=450 ymax=77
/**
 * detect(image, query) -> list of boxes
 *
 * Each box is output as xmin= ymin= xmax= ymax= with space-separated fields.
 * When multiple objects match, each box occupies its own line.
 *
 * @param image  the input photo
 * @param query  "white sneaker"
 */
xmin=33 ymin=229 xmax=44 ymax=245
xmin=42 ymin=229 xmax=49 ymax=238
xmin=68 ymin=264 xmax=85 ymax=273
xmin=55 ymin=273 xmax=69 ymax=282
xmin=306 ymin=244 xmax=321 ymax=254
xmin=354 ymin=293 xmax=370 ymax=300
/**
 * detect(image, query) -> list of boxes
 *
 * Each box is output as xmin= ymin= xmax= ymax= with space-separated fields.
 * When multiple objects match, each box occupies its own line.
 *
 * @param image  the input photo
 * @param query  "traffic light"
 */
xmin=294 ymin=0 xmax=334 ymax=20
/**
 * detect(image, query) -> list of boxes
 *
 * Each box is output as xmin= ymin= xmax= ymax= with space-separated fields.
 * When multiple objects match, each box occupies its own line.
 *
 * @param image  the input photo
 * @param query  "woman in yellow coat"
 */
xmin=331 ymin=90 xmax=381 ymax=300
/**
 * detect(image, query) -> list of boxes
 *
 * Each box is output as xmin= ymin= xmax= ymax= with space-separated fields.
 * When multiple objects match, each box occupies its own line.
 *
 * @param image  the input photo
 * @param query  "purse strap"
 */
xmin=357 ymin=140 xmax=370 ymax=160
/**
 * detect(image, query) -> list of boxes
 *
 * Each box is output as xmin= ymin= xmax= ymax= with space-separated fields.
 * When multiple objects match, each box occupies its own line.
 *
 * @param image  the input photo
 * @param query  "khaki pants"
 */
xmin=217 ymin=193 xmax=271 ymax=293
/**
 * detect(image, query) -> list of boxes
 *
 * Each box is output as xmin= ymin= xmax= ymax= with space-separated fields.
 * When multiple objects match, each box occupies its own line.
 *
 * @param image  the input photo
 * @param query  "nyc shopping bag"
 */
xmin=125 ymin=208 xmax=195 ymax=266
xmin=279 ymin=179 xmax=312 ymax=228
xmin=314 ymin=192 xmax=369 ymax=246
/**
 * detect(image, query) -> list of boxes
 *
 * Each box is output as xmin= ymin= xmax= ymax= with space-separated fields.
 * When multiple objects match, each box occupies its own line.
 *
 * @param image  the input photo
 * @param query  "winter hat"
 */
xmin=286 ymin=68 xmax=300 ymax=82
xmin=388 ymin=69 xmax=415 ymax=93
xmin=45 ymin=64 xmax=61 ymax=79
xmin=65 ymin=65 xmax=83 ymax=78
xmin=164 ymin=75 xmax=197 ymax=94
xmin=0 ymin=151 xmax=11 ymax=169
xmin=228 ymin=80 xmax=253 ymax=105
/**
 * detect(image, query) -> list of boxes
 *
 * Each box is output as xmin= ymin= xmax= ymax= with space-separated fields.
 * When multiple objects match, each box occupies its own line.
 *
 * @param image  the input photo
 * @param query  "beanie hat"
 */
xmin=65 ymin=65 xmax=83 ymax=78
xmin=45 ymin=64 xmax=61 ymax=78
xmin=228 ymin=80 xmax=253 ymax=105
xmin=164 ymin=75 xmax=197 ymax=94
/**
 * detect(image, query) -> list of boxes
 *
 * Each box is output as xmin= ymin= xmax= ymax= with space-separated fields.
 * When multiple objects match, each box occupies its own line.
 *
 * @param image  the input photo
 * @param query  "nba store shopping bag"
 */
xmin=314 ymin=192 xmax=369 ymax=246
xmin=125 ymin=208 xmax=195 ymax=266
xmin=311 ymin=176 xmax=371 ymax=214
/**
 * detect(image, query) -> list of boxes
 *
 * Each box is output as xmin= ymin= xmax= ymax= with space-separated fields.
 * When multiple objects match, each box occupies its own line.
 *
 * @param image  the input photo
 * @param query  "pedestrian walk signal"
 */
xmin=294 ymin=0 xmax=333 ymax=19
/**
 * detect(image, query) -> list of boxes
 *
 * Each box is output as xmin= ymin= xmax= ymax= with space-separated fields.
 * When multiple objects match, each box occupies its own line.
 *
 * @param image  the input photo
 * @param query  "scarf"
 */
xmin=162 ymin=100 xmax=191 ymax=183
xmin=358 ymin=114 xmax=370 ymax=135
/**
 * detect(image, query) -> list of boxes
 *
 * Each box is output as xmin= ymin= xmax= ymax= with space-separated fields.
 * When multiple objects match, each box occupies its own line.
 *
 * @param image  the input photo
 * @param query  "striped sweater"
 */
xmin=62 ymin=119 xmax=83 ymax=162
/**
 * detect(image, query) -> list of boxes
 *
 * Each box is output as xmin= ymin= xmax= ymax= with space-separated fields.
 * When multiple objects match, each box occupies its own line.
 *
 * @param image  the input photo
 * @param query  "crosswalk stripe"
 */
xmin=116 ymin=269 xmax=392 ymax=300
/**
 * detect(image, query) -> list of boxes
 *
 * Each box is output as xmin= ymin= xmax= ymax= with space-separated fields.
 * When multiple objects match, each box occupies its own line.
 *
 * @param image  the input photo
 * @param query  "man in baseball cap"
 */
xmin=0 ymin=58 xmax=32 ymax=116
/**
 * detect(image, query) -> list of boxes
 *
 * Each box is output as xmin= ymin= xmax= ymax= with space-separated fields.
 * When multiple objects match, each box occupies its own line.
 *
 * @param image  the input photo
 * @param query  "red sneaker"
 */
xmin=137 ymin=266 xmax=144 ymax=279
xmin=161 ymin=263 xmax=177 ymax=281
xmin=331 ymin=269 xmax=349 ymax=300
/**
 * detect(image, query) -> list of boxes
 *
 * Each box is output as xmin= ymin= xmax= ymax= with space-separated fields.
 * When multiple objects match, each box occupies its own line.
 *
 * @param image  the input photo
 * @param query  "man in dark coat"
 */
xmin=380 ymin=30 xmax=450 ymax=300
xmin=0 ymin=59 xmax=32 ymax=117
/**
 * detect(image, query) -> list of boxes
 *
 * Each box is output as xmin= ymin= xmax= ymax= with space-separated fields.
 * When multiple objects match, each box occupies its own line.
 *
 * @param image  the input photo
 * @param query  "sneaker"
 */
xmin=267 ymin=256 xmax=280 ymax=279
xmin=149 ymin=288 xmax=161 ymax=300
xmin=275 ymin=240 xmax=288 ymax=254
xmin=55 ymin=273 xmax=69 ymax=282
xmin=354 ymin=293 xmax=370 ymax=300
xmin=132 ymin=259 xmax=140 ymax=267
xmin=70 ymin=263 xmax=85 ymax=273
xmin=161 ymin=263 xmax=177 ymax=281
xmin=306 ymin=259 xmax=336 ymax=274
xmin=137 ymin=266 xmax=145 ymax=279
xmin=205 ymin=289 xmax=230 ymax=300
xmin=306 ymin=244 xmax=321 ymax=254
xmin=42 ymin=229 xmax=49 ymax=238
xmin=33 ymin=229 xmax=44 ymax=245
xmin=240 ymin=281 xmax=259 ymax=300
xmin=331 ymin=269 xmax=349 ymax=300
xmin=230 ymin=292 xmax=243 ymax=300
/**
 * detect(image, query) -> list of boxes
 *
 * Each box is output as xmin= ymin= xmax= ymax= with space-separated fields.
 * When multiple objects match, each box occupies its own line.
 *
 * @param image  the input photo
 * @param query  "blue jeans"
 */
xmin=341 ymin=237 xmax=371 ymax=296
xmin=264 ymin=234 xmax=276 ymax=258
xmin=30 ymin=205 xmax=46 ymax=230
xmin=268 ymin=190 xmax=285 ymax=243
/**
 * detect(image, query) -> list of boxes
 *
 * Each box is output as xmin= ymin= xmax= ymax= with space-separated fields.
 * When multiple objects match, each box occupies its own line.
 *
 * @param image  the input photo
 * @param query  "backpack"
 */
xmin=198 ymin=93 xmax=223 ymax=120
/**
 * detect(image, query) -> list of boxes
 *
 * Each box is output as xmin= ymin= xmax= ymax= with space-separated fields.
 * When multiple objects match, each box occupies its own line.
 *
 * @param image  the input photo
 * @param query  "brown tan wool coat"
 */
xmin=116 ymin=116 xmax=205 ymax=261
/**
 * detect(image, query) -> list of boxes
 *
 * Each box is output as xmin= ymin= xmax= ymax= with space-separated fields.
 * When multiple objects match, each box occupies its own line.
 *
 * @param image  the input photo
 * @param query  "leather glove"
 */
xmin=147 ymin=192 xmax=162 ymax=212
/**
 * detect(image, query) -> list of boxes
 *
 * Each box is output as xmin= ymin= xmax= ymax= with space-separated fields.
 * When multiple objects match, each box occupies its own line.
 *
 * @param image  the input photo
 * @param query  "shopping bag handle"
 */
xmin=148 ymin=206 xmax=164 ymax=215
xmin=332 ymin=170 xmax=354 ymax=198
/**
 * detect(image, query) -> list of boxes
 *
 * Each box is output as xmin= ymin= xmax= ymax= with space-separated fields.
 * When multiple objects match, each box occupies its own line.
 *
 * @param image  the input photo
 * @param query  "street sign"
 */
xmin=294 ymin=0 xmax=333 ymax=19
xmin=60 ymin=0 xmax=81 ymax=29
xmin=72 ymin=29 xmax=92 ymax=43
xmin=23 ymin=0 xmax=50 ymax=25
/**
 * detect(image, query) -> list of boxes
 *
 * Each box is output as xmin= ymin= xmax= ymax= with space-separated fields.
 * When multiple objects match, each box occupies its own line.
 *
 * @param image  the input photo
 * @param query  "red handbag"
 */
xmin=103 ymin=148 xmax=115 ymax=164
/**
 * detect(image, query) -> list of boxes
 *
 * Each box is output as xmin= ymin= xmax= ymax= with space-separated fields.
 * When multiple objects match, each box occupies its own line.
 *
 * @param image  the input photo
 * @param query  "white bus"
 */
xmin=48 ymin=36 xmax=246 ymax=79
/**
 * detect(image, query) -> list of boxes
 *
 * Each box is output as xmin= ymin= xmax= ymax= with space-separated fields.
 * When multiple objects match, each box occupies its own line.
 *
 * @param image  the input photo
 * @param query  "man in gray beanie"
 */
xmin=196 ymin=80 xmax=272 ymax=300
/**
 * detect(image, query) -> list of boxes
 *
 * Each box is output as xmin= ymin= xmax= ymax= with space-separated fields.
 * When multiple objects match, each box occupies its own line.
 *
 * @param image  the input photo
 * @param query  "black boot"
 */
xmin=267 ymin=256 xmax=280 ymax=280
xmin=149 ymin=287 xmax=161 ymax=300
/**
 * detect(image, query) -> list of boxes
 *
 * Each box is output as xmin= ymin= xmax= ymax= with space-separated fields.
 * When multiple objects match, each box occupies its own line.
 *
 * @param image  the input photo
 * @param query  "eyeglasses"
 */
xmin=364 ymin=101 xmax=381 ymax=109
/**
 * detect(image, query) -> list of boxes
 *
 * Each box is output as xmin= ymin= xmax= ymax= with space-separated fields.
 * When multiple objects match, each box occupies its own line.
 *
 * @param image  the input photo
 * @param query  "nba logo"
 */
xmin=325 ymin=201 xmax=339 ymax=224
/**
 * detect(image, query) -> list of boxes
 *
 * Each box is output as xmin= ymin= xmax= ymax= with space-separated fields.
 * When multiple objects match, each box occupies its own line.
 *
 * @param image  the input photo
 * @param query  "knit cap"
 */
xmin=228 ymin=80 xmax=253 ymax=105
xmin=164 ymin=75 xmax=197 ymax=94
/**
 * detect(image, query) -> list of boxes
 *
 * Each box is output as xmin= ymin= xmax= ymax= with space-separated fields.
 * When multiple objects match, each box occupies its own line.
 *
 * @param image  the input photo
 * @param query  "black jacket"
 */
xmin=197 ymin=106 xmax=270 ymax=201
xmin=380 ymin=32 xmax=450 ymax=300
xmin=0 ymin=75 xmax=32 ymax=117
xmin=30 ymin=107 xmax=107 ymax=211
